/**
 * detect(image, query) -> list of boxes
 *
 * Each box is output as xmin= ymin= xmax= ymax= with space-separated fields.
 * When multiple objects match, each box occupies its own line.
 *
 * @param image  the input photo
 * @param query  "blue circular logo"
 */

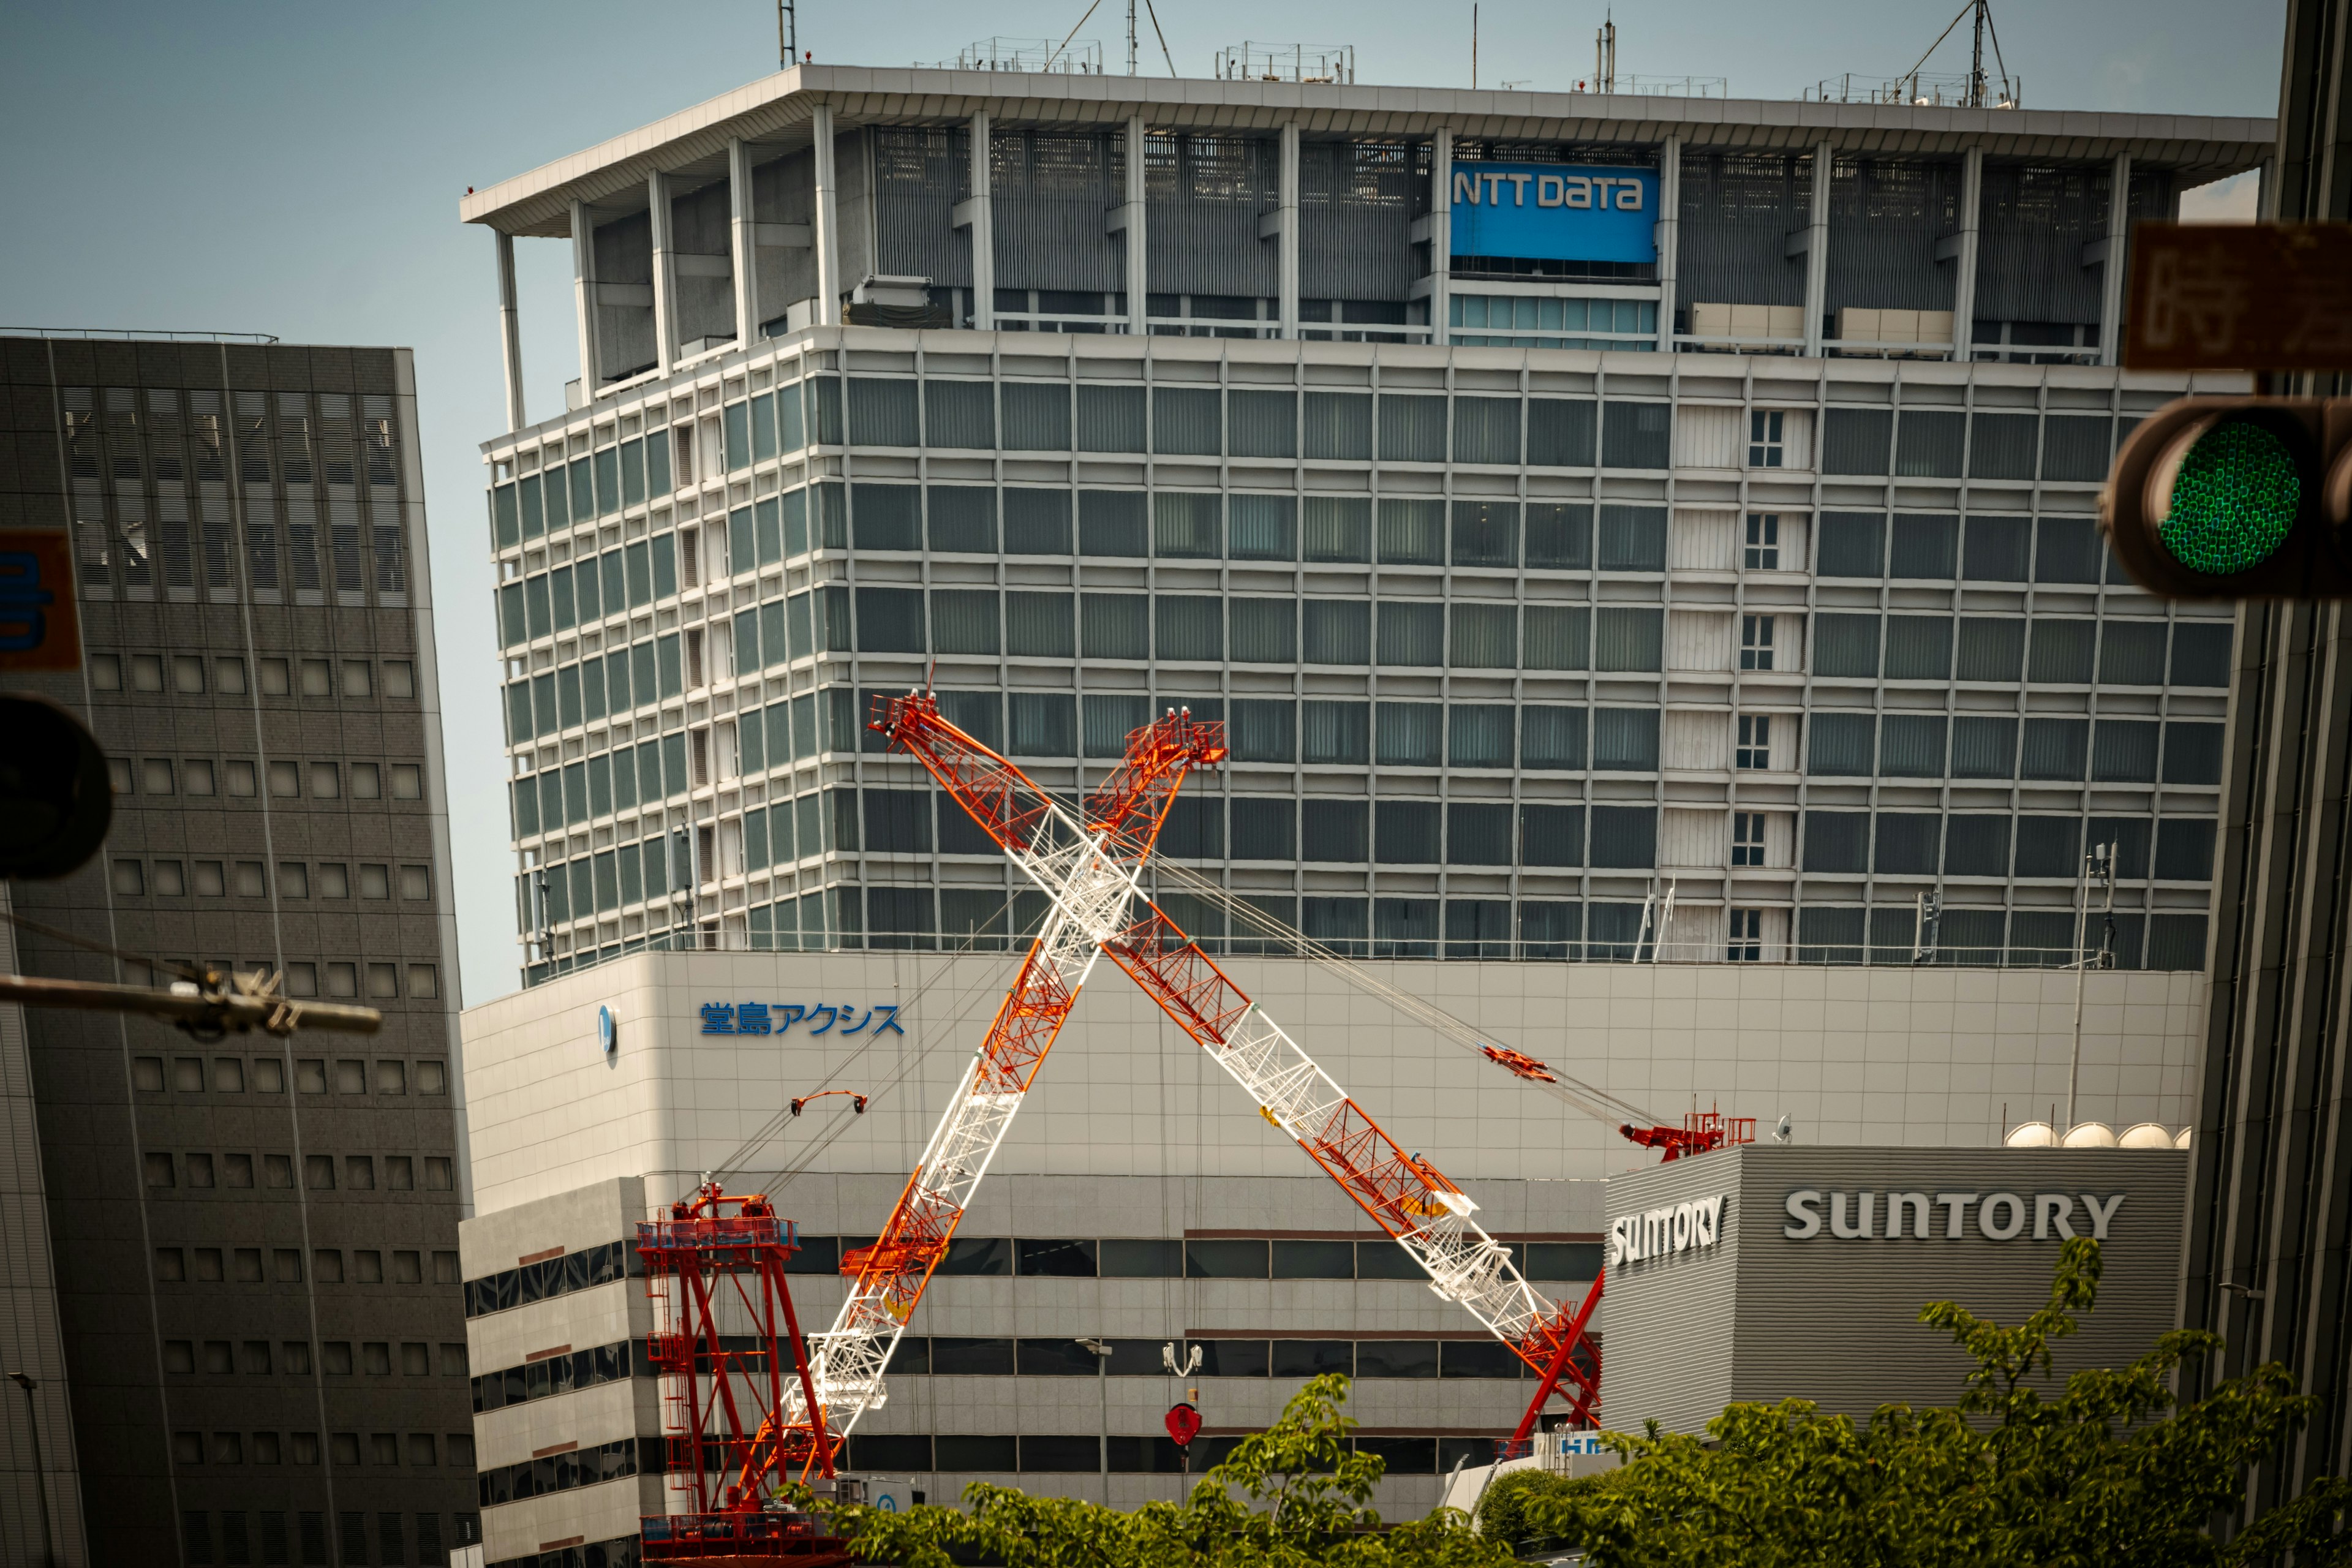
xmin=877 ymin=1494 xmax=898 ymax=1513
xmin=597 ymin=1004 xmax=616 ymax=1055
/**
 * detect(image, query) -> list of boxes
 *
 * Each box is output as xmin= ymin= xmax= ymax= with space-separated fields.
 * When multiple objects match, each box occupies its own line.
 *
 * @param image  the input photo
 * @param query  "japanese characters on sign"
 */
xmin=2125 ymin=222 xmax=2352 ymax=372
xmin=698 ymin=1001 xmax=905 ymax=1037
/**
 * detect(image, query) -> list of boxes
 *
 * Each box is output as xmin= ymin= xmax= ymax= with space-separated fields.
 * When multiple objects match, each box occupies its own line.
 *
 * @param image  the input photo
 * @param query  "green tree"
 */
xmin=840 ymin=1373 xmax=1512 ymax=1568
xmin=1525 ymin=1237 xmax=2352 ymax=1567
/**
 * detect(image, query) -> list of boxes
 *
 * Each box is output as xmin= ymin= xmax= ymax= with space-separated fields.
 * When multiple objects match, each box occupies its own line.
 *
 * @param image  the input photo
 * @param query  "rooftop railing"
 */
xmin=522 ymin=929 xmax=2153 ymax=987
xmin=2 ymin=326 xmax=281 ymax=344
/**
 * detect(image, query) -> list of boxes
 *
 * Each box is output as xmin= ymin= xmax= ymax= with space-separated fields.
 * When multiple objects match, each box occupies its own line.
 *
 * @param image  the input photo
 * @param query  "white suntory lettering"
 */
xmin=1978 ymin=1192 xmax=2027 ymax=1240
xmin=2080 ymin=1192 xmax=2126 ymax=1238
xmin=1784 ymin=1189 xmax=2130 ymax=1242
xmin=1829 ymin=1191 xmax=1876 ymax=1239
xmin=2034 ymin=1193 xmax=2078 ymax=1240
xmin=1611 ymin=1194 xmax=1729 ymax=1267
xmin=1784 ymin=1188 xmax=1824 ymax=1239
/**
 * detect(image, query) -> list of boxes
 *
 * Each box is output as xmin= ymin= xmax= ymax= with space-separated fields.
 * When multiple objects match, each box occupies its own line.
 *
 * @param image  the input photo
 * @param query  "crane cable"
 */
xmin=1145 ymin=859 xmax=1662 ymax=1130
xmin=713 ymin=899 xmax=1024 ymax=1184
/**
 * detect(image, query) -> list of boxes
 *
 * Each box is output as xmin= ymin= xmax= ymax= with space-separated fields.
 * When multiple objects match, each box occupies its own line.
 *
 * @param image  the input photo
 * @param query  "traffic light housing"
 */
xmin=2101 ymin=398 xmax=2352 ymax=598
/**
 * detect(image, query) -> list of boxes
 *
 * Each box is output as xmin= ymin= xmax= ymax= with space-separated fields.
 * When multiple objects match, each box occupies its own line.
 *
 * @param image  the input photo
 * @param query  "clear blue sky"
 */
xmin=0 ymin=0 xmax=2284 ymax=1008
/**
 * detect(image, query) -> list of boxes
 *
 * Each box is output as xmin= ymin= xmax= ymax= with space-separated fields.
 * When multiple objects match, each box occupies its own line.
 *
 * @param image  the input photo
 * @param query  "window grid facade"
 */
xmin=486 ymin=333 xmax=2225 ymax=981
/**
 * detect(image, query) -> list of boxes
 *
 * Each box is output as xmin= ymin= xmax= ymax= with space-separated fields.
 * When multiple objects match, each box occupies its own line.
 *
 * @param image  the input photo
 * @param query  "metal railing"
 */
xmin=1214 ymin=43 xmax=1355 ymax=83
xmin=1620 ymin=75 xmax=1730 ymax=97
xmin=523 ymin=930 xmax=2155 ymax=987
xmin=927 ymin=37 xmax=1104 ymax=73
xmin=1801 ymin=72 xmax=2021 ymax=108
xmin=1 ymin=326 xmax=281 ymax=344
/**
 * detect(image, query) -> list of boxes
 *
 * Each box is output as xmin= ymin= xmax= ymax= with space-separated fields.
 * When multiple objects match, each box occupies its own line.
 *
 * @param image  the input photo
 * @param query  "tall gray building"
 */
xmin=464 ymin=67 xmax=2266 ymax=985
xmin=2182 ymin=0 xmax=2352 ymax=1523
xmin=0 ymin=335 xmax=474 ymax=1566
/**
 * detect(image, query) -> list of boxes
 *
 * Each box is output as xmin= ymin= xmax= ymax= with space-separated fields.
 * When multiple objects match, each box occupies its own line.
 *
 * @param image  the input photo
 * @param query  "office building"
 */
xmin=465 ymin=67 xmax=2265 ymax=983
xmin=0 ymin=335 xmax=475 ymax=1566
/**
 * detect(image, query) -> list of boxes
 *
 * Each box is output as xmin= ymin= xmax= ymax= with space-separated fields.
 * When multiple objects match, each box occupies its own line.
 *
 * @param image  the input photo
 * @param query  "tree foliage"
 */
xmin=1518 ymin=1237 xmax=2352 ymax=1567
xmin=837 ymin=1373 xmax=1510 ymax=1568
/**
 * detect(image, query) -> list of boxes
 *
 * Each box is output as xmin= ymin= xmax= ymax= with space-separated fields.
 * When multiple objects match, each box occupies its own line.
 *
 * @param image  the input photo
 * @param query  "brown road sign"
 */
xmin=2125 ymin=222 xmax=2352 ymax=372
xmin=0 ymin=530 xmax=80 ymax=671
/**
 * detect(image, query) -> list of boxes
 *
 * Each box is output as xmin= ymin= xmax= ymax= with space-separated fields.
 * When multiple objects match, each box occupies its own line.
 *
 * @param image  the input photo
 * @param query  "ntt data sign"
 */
xmin=1449 ymin=162 xmax=1659 ymax=264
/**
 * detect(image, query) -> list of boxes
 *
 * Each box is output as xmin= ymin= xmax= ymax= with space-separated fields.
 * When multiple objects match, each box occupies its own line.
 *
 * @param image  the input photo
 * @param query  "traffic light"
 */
xmin=2101 ymin=398 xmax=2352 ymax=598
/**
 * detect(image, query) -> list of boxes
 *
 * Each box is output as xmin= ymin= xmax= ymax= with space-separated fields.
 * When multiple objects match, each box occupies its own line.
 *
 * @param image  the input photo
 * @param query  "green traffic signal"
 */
xmin=2158 ymin=418 xmax=2302 ymax=575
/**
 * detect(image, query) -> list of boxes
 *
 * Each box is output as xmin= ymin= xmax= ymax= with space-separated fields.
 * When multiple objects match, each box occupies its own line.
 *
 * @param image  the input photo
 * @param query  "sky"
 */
xmin=0 ymin=0 xmax=2284 ymax=1011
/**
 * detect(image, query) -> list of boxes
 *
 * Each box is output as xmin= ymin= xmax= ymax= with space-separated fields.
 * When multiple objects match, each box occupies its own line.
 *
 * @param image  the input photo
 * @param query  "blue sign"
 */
xmin=597 ymin=1003 xmax=617 ymax=1056
xmin=1450 ymin=162 xmax=1659 ymax=264
xmin=699 ymin=1001 xmax=905 ymax=1038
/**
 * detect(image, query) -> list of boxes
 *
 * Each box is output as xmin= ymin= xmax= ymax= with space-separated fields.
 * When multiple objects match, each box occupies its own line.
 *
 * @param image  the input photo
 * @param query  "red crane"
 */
xmin=635 ymin=1180 xmax=851 ymax=1565
xmin=756 ymin=696 xmax=1749 ymax=1471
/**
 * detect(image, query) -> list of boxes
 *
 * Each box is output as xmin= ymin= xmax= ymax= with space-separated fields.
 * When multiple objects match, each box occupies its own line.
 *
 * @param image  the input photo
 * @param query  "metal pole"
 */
xmin=2064 ymin=843 xmax=2108 ymax=1129
xmin=10 ymin=1373 xmax=55 ymax=1568
xmin=1078 ymin=1338 xmax=1112 ymax=1502
xmin=2099 ymin=843 xmax=2118 ymax=969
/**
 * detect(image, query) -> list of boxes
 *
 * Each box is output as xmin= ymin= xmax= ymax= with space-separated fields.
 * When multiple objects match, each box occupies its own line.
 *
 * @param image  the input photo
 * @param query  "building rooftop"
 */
xmin=459 ymin=62 xmax=2275 ymax=238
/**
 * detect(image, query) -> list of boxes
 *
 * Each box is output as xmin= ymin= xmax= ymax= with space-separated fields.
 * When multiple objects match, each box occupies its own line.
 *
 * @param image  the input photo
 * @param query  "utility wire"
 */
xmin=1145 ymin=861 xmax=1662 ymax=1129
xmin=714 ymin=897 xmax=1025 ymax=1182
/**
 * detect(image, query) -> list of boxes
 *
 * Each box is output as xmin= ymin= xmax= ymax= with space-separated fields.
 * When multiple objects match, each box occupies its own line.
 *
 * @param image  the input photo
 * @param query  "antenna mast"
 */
xmin=1127 ymin=0 xmax=1137 ymax=75
xmin=1968 ymin=0 xmax=1986 ymax=106
xmin=778 ymin=0 xmax=797 ymax=67
xmin=1595 ymin=12 xmax=1616 ymax=94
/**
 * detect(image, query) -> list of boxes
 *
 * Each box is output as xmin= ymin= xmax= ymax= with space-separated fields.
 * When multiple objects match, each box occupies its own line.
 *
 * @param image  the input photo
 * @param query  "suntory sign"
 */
xmin=1608 ymin=1194 xmax=1726 ymax=1268
xmin=1782 ymin=1189 xmax=2127 ymax=1242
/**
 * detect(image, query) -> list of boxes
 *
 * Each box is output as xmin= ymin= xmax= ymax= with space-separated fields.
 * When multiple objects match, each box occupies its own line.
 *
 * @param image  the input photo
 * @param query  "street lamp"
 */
xmin=2064 ymin=840 xmax=2117 ymax=1133
xmin=1076 ymin=1337 xmax=1114 ymax=1504
xmin=10 ymin=1371 xmax=55 ymax=1567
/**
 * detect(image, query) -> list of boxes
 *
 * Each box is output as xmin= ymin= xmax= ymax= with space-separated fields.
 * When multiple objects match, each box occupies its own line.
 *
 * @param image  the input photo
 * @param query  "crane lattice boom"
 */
xmin=871 ymin=695 xmax=1602 ymax=1419
xmin=760 ymin=700 xmax=1224 ymax=1468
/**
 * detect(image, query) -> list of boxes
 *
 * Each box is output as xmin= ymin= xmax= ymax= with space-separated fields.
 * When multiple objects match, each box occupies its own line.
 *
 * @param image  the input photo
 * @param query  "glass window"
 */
xmin=1228 ymin=494 xmax=1295 ymax=560
xmin=1377 ymin=600 xmax=1443 ymax=666
xmin=1376 ymin=394 xmax=1445 ymax=462
xmin=846 ymin=379 xmax=919 ymax=446
xmin=1302 ymin=392 xmax=1370 ymax=459
xmin=1184 ymin=1240 xmax=1268 ymax=1279
xmin=927 ymin=487 xmax=997 ymax=554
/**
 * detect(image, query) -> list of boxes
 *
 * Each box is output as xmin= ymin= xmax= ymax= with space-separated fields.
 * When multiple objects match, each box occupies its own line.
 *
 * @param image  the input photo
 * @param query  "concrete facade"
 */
xmin=0 ymin=337 xmax=476 ymax=1566
xmin=455 ymin=945 xmax=2203 ymax=1558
